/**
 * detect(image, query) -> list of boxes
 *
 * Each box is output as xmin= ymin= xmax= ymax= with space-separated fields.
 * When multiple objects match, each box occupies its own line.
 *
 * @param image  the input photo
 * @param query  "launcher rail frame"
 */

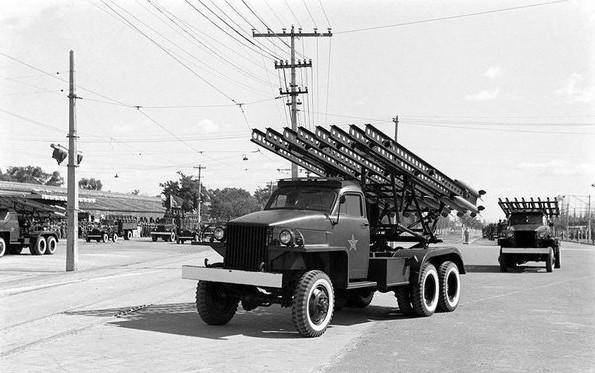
xmin=498 ymin=197 xmax=560 ymax=218
xmin=251 ymin=124 xmax=483 ymax=248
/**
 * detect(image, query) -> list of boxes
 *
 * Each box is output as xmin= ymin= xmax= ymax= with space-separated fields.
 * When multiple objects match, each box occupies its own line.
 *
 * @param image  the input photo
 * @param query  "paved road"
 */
xmin=1 ymin=238 xmax=593 ymax=372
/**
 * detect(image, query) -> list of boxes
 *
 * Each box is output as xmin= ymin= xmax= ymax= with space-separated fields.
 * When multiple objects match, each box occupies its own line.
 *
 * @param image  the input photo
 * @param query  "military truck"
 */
xmin=497 ymin=197 xmax=560 ymax=272
xmin=175 ymin=214 xmax=201 ymax=244
xmin=182 ymin=124 xmax=484 ymax=337
xmin=85 ymin=219 xmax=118 ymax=243
xmin=150 ymin=216 xmax=177 ymax=242
xmin=0 ymin=198 xmax=61 ymax=257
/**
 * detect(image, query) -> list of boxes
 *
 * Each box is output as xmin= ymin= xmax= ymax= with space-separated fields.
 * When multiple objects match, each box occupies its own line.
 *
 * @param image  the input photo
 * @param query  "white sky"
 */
xmin=1 ymin=0 xmax=594 ymax=222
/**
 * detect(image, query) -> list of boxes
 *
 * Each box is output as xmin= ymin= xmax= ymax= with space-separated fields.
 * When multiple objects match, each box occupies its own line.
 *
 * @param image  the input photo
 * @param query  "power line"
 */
xmin=185 ymin=0 xmax=280 ymax=61
xmin=101 ymin=0 xmax=238 ymax=104
xmin=318 ymin=0 xmax=332 ymax=27
xmin=336 ymin=0 xmax=568 ymax=34
xmin=284 ymin=0 xmax=302 ymax=28
xmin=302 ymin=0 xmax=318 ymax=27
xmin=0 ymin=107 xmax=65 ymax=133
xmin=143 ymin=0 xmax=272 ymax=87
xmin=136 ymin=108 xmax=205 ymax=155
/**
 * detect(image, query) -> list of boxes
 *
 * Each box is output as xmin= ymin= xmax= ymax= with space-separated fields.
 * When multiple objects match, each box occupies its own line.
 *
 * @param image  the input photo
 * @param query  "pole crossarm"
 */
xmin=275 ymin=60 xmax=312 ymax=69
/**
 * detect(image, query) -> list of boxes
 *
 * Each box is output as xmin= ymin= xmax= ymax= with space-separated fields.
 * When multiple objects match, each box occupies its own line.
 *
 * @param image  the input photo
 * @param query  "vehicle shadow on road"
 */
xmin=465 ymin=264 xmax=548 ymax=274
xmin=64 ymin=302 xmax=411 ymax=339
xmin=465 ymin=265 xmax=502 ymax=273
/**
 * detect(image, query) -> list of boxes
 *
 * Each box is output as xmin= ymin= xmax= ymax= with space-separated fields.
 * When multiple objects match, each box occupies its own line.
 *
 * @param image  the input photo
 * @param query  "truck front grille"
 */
xmin=515 ymin=231 xmax=536 ymax=247
xmin=224 ymin=224 xmax=271 ymax=271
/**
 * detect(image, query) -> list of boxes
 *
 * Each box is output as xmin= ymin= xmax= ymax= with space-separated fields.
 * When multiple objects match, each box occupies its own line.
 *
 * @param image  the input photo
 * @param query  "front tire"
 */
xmin=170 ymin=232 xmax=176 ymax=242
xmin=411 ymin=262 xmax=439 ymax=317
xmin=292 ymin=270 xmax=335 ymax=337
xmin=45 ymin=236 xmax=57 ymax=255
xmin=31 ymin=236 xmax=47 ymax=255
xmin=499 ymin=253 xmax=508 ymax=272
xmin=437 ymin=261 xmax=461 ymax=312
xmin=545 ymin=248 xmax=554 ymax=273
xmin=195 ymin=281 xmax=239 ymax=325
xmin=0 ymin=237 xmax=6 ymax=257
xmin=102 ymin=233 xmax=108 ymax=243
xmin=112 ymin=234 xmax=118 ymax=243
xmin=554 ymin=247 xmax=561 ymax=269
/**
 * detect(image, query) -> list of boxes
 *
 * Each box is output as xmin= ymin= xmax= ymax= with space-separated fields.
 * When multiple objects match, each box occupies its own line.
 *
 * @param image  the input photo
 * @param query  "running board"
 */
xmin=346 ymin=281 xmax=377 ymax=290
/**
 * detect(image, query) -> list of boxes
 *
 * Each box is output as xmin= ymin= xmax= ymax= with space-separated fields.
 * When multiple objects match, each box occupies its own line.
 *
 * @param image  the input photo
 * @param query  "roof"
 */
xmin=0 ymin=181 xmax=164 ymax=216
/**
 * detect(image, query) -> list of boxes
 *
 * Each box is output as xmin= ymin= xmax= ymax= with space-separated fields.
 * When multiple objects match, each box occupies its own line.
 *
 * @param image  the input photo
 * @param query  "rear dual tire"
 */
xmin=30 ymin=236 xmax=47 ymax=255
xmin=45 ymin=236 xmax=57 ymax=255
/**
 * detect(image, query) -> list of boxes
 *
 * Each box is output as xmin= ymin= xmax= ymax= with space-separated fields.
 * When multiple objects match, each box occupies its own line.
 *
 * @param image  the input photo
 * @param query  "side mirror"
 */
xmin=331 ymin=195 xmax=346 ymax=226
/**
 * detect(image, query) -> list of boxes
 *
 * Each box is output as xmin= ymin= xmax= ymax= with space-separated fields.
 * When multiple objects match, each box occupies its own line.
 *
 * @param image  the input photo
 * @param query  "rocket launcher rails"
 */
xmin=251 ymin=124 xmax=485 ymax=245
xmin=498 ymin=197 xmax=560 ymax=218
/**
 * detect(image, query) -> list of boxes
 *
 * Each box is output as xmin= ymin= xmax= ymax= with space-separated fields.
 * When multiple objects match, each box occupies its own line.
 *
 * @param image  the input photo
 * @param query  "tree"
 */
xmin=0 ymin=166 xmax=64 ymax=186
xmin=253 ymin=185 xmax=275 ymax=209
xmin=159 ymin=171 xmax=207 ymax=214
xmin=79 ymin=178 xmax=103 ymax=191
xmin=209 ymin=188 xmax=260 ymax=221
xmin=130 ymin=189 xmax=140 ymax=195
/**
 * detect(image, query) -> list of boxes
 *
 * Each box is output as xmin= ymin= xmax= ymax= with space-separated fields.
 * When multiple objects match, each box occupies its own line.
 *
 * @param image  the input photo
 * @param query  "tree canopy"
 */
xmin=0 ymin=166 xmax=64 ymax=186
xmin=209 ymin=187 xmax=260 ymax=221
xmin=160 ymin=171 xmax=206 ymax=214
xmin=78 ymin=177 xmax=103 ymax=191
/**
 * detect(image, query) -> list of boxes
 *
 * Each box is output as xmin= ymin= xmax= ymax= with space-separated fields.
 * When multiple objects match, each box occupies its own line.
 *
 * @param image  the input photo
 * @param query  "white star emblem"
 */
xmin=347 ymin=234 xmax=358 ymax=251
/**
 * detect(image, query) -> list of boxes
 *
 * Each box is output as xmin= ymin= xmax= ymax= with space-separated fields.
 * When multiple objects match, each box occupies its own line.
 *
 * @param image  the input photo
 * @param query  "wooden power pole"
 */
xmin=253 ymin=26 xmax=332 ymax=178
xmin=66 ymin=50 xmax=79 ymax=272
xmin=193 ymin=165 xmax=206 ymax=226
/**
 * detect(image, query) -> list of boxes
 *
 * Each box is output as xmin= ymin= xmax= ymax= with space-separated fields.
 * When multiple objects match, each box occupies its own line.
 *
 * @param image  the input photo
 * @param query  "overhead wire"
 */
xmin=302 ymin=0 xmax=318 ymax=27
xmin=318 ymin=0 xmax=332 ymax=27
xmin=143 ymin=0 xmax=272 ymax=87
xmin=185 ymin=0 xmax=280 ymax=61
xmin=199 ymin=0 xmax=283 ymax=61
xmin=336 ymin=0 xmax=568 ymax=34
xmin=100 ymin=0 xmax=238 ymax=104
xmin=284 ymin=0 xmax=302 ymax=28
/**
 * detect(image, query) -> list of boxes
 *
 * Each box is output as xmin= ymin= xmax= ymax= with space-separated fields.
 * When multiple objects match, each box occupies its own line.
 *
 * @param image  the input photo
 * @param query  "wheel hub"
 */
xmin=309 ymin=287 xmax=329 ymax=325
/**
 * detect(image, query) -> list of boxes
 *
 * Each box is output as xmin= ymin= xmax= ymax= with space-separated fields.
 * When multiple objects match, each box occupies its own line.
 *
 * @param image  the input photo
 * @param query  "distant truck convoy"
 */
xmin=497 ymin=197 xmax=560 ymax=272
xmin=183 ymin=124 xmax=485 ymax=337
xmin=0 ymin=198 xmax=61 ymax=257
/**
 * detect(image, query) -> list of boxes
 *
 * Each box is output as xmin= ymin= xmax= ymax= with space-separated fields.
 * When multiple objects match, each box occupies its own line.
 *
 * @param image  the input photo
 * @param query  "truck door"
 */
xmin=331 ymin=193 xmax=370 ymax=280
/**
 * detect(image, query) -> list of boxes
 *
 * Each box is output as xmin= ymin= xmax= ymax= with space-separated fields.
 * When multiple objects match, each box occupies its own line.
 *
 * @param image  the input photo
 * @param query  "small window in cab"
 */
xmin=342 ymin=194 xmax=363 ymax=217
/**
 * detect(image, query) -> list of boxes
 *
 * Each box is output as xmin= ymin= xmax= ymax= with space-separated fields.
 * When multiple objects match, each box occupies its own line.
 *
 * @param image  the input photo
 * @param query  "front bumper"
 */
xmin=500 ymin=247 xmax=551 ymax=255
xmin=182 ymin=265 xmax=283 ymax=288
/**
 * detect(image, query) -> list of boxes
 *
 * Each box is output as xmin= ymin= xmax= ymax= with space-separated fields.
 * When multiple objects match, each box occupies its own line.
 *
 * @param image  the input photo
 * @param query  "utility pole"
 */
xmin=193 ymin=165 xmax=206 ymax=226
xmin=393 ymin=115 xmax=399 ymax=142
xmin=253 ymin=26 xmax=332 ymax=178
xmin=66 ymin=50 xmax=79 ymax=272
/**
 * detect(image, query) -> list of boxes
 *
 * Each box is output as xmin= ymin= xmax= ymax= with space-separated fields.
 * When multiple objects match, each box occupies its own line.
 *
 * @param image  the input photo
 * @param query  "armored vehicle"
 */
xmin=150 ymin=216 xmax=176 ymax=242
xmin=497 ymin=197 xmax=560 ymax=272
xmin=0 ymin=198 xmax=61 ymax=257
xmin=183 ymin=124 xmax=484 ymax=337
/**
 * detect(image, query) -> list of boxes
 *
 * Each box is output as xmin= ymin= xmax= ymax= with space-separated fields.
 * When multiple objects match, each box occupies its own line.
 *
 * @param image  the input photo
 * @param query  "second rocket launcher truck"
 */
xmin=183 ymin=124 xmax=485 ymax=337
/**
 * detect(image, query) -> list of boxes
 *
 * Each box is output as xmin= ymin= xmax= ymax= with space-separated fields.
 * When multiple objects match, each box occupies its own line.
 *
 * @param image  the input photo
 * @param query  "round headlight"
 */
xmin=279 ymin=229 xmax=293 ymax=245
xmin=213 ymin=227 xmax=224 ymax=240
xmin=505 ymin=231 xmax=514 ymax=238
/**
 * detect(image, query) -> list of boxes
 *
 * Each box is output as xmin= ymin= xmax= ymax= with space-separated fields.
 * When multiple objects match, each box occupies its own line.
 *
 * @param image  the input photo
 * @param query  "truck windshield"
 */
xmin=266 ymin=187 xmax=337 ymax=212
xmin=509 ymin=213 xmax=543 ymax=225
xmin=0 ymin=210 xmax=7 ymax=220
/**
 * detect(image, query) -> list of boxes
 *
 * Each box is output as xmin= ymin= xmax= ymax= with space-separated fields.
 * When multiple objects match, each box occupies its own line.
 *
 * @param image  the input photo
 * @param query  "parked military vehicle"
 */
xmin=497 ymin=197 xmax=560 ymax=272
xmin=150 ymin=216 xmax=176 ymax=242
xmin=182 ymin=124 xmax=484 ymax=337
xmin=0 ymin=197 xmax=62 ymax=257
